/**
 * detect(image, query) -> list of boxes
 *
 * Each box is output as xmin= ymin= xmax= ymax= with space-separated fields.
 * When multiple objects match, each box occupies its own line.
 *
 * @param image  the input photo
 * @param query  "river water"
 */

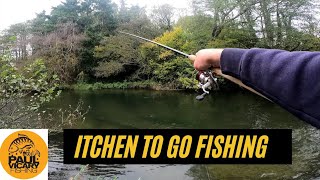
xmin=47 ymin=90 xmax=320 ymax=180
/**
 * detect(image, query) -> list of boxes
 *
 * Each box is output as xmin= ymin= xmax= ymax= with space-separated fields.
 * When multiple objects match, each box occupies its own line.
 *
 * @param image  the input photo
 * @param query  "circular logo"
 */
xmin=0 ymin=130 xmax=48 ymax=179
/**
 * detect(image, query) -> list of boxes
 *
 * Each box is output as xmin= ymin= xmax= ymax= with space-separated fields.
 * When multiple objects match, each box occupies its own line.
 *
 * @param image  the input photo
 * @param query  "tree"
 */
xmin=140 ymin=27 xmax=197 ymax=89
xmin=176 ymin=15 xmax=214 ymax=49
xmin=93 ymin=34 xmax=140 ymax=80
xmin=77 ymin=0 xmax=117 ymax=76
xmin=191 ymin=0 xmax=259 ymax=38
xmin=5 ymin=23 xmax=31 ymax=61
xmin=150 ymin=4 xmax=175 ymax=31
xmin=191 ymin=0 xmax=319 ymax=50
xmin=0 ymin=33 xmax=16 ymax=55
xmin=2 ymin=0 xmax=319 ymax=90
xmin=31 ymin=11 xmax=55 ymax=37
xmin=117 ymin=4 xmax=159 ymax=37
xmin=29 ymin=0 xmax=118 ymax=79
xmin=92 ymin=3 xmax=160 ymax=81
xmin=207 ymin=27 xmax=258 ymax=48
xmin=50 ymin=0 xmax=80 ymax=24
xmin=32 ymin=22 xmax=86 ymax=83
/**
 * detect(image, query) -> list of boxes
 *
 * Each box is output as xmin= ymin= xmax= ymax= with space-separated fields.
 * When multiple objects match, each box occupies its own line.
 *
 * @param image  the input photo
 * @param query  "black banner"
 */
xmin=63 ymin=129 xmax=292 ymax=164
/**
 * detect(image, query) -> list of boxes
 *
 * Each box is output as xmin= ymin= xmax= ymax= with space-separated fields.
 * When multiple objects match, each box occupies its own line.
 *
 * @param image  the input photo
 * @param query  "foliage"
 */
xmin=150 ymin=4 xmax=175 ymax=31
xmin=93 ymin=34 xmax=139 ymax=79
xmin=139 ymin=27 xmax=197 ymax=89
xmin=118 ymin=5 xmax=158 ymax=36
xmin=280 ymin=30 xmax=320 ymax=51
xmin=153 ymin=57 xmax=197 ymax=89
xmin=0 ymin=55 xmax=60 ymax=128
xmin=0 ymin=54 xmax=89 ymax=131
xmin=191 ymin=0 xmax=320 ymax=48
xmin=94 ymin=61 xmax=125 ymax=78
xmin=207 ymin=28 xmax=258 ymax=48
xmin=32 ymin=22 xmax=86 ymax=83
xmin=73 ymin=81 xmax=160 ymax=90
xmin=176 ymin=15 xmax=214 ymax=49
xmin=0 ymin=23 xmax=31 ymax=61
xmin=1 ymin=0 xmax=320 ymax=90
xmin=93 ymin=4 xmax=160 ymax=81
xmin=140 ymin=27 xmax=196 ymax=61
xmin=27 ymin=0 xmax=118 ymax=79
xmin=40 ymin=100 xmax=90 ymax=132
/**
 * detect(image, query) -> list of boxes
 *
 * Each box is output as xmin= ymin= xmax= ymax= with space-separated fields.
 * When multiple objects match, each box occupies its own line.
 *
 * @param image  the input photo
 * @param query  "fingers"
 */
xmin=192 ymin=49 xmax=223 ymax=71
xmin=194 ymin=60 xmax=210 ymax=71
xmin=193 ymin=50 xmax=212 ymax=71
xmin=188 ymin=55 xmax=196 ymax=62
xmin=188 ymin=54 xmax=207 ymax=71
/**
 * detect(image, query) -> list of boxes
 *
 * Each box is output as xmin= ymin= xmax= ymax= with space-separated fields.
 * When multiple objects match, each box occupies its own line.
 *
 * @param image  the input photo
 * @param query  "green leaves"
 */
xmin=153 ymin=57 xmax=196 ymax=89
xmin=140 ymin=27 xmax=195 ymax=62
xmin=138 ymin=27 xmax=198 ymax=89
xmin=0 ymin=55 xmax=61 ymax=126
xmin=9 ymin=36 xmax=17 ymax=41
xmin=2 ymin=0 xmax=319 ymax=91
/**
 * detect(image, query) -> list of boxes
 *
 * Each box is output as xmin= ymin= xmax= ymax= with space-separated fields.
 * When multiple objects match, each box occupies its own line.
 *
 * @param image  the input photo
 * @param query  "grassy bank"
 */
xmin=59 ymin=78 xmax=240 ymax=92
xmin=61 ymin=81 xmax=181 ymax=91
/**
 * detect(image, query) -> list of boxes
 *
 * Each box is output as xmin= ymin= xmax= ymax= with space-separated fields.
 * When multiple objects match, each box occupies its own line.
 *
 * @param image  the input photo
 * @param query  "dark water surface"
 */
xmin=47 ymin=90 xmax=320 ymax=180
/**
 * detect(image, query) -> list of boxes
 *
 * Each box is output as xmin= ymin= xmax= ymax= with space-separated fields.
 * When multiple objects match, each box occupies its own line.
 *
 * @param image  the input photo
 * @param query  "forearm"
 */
xmin=220 ymin=48 xmax=320 ymax=128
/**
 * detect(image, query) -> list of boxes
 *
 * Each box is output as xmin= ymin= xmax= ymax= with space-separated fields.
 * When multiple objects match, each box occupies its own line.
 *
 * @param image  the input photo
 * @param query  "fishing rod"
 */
xmin=119 ymin=31 xmax=270 ymax=101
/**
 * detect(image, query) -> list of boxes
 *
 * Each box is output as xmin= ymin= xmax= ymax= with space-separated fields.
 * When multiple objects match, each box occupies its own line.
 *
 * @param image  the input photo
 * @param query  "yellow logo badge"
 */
xmin=0 ymin=130 xmax=48 ymax=179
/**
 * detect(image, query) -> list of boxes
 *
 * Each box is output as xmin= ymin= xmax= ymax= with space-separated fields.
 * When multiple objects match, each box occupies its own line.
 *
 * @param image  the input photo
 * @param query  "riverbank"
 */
xmin=61 ymin=81 xmax=183 ymax=91
xmin=59 ymin=79 xmax=239 ymax=92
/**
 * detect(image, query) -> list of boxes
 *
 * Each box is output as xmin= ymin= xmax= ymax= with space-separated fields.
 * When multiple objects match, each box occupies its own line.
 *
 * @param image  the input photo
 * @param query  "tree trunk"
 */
xmin=212 ymin=6 xmax=221 ymax=38
xmin=276 ymin=1 xmax=282 ymax=47
xmin=260 ymin=0 xmax=274 ymax=47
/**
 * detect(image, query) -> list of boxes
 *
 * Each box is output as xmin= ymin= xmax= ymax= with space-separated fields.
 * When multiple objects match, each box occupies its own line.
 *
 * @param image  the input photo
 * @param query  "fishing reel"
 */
xmin=195 ymin=70 xmax=219 ymax=100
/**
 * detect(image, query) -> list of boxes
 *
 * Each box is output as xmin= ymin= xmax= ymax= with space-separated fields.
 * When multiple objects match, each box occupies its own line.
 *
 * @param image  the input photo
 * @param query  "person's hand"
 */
xmin=192 ymin=49 xmax=224 ymax=71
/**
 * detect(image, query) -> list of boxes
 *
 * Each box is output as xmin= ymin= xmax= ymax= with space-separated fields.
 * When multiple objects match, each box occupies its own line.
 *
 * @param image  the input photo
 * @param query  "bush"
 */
xmin=139 ymin=27 xmax=197 ymax=89
xmin=0 ymin=55 xmax=60 ymax=128
xmin=72 ymin=81 xmax=162 ymax=90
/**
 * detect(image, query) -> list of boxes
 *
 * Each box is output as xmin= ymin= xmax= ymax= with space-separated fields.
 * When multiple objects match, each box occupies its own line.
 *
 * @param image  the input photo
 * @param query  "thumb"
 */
xmin=188 ymin=55 xmax=196 ymax=62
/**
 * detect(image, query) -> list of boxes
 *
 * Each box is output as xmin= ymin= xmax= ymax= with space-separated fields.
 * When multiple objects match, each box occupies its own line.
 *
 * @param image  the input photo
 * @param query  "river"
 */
xmin=47 ymin=89 xmax=320 ymax=180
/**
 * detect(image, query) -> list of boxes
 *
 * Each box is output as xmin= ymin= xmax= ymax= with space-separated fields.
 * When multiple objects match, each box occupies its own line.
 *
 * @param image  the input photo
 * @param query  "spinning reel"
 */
xmin=195 ymin=70 xmax=219 ymax=101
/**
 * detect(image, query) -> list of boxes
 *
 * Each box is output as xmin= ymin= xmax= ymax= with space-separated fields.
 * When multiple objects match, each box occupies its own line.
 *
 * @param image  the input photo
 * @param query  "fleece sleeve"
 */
xmin=220 ymin=48 xmax=320 ymax=128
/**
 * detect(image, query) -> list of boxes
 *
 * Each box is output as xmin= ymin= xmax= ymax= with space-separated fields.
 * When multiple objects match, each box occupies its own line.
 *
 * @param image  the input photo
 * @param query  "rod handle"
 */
xmin=212 ymin=68 xmax=271 ymax=101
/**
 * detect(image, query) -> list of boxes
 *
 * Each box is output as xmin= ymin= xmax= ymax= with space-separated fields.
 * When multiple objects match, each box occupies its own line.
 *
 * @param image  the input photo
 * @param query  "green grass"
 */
xmin=68 ymin=81 xmax=168 ymax=91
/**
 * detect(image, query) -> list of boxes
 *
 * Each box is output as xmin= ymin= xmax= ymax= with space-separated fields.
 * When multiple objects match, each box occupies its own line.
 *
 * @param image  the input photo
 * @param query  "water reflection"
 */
xmin=49 ymin=132 xmax=192 ymax=180
xmin=46 ymin=90 xmax=319 ymax=179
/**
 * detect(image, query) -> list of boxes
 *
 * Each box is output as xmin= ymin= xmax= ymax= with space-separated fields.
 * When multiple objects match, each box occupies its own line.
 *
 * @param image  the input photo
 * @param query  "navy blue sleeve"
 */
xmin=220 ymin=48 xmax=320 ymax=128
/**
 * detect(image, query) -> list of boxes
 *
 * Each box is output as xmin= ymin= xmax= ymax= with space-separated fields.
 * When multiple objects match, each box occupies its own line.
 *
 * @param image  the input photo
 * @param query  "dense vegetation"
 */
xmin=0 ymin=54 xmax=88 ymax=130
xmin=0 ymin=56 xmax=58 ymax=128
xmin=0 ymin=0 xmax=319 ymax=90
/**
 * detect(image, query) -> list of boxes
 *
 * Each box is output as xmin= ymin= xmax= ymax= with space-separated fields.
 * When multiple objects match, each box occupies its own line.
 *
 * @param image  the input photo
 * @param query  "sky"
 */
xmin=0 ymin=0 xmax=191 ymax=31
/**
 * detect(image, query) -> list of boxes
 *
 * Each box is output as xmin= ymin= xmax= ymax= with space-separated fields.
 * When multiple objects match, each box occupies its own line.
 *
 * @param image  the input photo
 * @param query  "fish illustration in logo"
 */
xmin=8 ymin=134 xmax=40 ymax=157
